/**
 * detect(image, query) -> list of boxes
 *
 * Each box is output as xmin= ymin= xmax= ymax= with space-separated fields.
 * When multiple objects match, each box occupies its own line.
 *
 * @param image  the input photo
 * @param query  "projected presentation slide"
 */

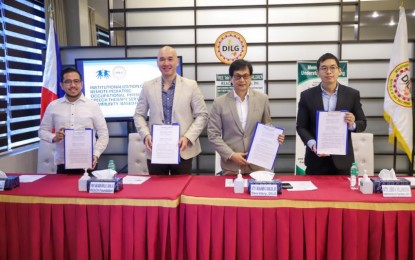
xmin=76 ymin=57 xmax=182 ymax=120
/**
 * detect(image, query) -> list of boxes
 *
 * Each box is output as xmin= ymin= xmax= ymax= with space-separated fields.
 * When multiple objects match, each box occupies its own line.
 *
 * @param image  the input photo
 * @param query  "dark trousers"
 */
xmin=305 ymin=156 xmax=349 ymax=175
xmin=57 ymin=164 xmax=94 ymax=174
xmin=146 ymin=158 xmax=193 ymax=175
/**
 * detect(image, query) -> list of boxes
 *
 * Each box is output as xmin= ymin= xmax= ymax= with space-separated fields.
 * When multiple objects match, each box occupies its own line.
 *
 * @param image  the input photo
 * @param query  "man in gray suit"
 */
xmin=208 ymin=59 xmax=285 ymax=175
xmin=296 ymin=53 xmax=367 ymax=175
xmin=134 ymin=46 xmax=208 ymax=175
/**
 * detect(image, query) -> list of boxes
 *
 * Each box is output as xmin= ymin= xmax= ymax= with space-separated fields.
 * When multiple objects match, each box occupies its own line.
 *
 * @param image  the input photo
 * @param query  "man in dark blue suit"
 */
xmin=296 ymin=53 xmax=367 ymax=175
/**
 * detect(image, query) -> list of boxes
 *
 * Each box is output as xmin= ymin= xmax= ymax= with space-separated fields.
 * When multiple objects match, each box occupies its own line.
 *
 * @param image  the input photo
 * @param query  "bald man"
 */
xmin=133 ymin=46 xmax=208 ymax=175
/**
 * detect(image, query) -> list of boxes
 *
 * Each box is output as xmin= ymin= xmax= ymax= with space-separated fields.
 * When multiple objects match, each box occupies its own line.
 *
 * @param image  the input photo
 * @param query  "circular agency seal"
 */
xmin=387 ymin=61 xmax=412 ymax=107
xmin=214 ymin=31 xmax=247 ymax=64
xmin=112 ymin=66 xmax=126 ymax=80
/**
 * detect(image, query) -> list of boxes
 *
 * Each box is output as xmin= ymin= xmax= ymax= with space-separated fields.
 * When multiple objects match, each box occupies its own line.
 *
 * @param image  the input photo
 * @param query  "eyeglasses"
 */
xmin=63 ymin=79 xmax=82 ymax=85
xmin=233 ymin=74 xmax=251 ymax=80
xmin=319 ymin=66 xmax=339 ymax=73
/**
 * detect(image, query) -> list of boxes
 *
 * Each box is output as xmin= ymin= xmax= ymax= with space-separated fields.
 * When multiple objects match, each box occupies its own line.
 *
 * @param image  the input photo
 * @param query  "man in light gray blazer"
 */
xmin=134 ymin=46 xmax=208 ymax=175
xmin=208 ymin=59 xmax=284 ymax=175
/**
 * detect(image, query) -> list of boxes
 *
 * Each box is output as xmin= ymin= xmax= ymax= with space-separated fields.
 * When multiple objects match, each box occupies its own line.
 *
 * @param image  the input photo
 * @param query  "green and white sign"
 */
xmin=215 ymin=73 xmax=264 ymax=96
xmin=295 ymin=61 xmax=348 ymax=174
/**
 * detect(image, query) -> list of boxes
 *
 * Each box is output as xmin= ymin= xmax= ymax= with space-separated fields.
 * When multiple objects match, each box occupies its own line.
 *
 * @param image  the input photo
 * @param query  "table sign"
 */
xmin=0 ymin=176 xmax=20 ymax=190
xmin=248 ymin=179 xmax=282 ymax=195
xmin=88 ymin=181 xmax=115 ymax=193
xmin=87 ymin=177 xmax=123 ymax=193
xmin=382 ymin=185 xmax=412 ymax=197
xmin=371 ymin=178 xmax=411 ymax=193
xmin=250 ymin=183 xmax=278 ymax=196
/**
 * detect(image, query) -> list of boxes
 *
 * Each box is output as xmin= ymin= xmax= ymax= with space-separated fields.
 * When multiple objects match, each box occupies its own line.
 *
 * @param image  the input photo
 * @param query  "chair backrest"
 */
xmin=351 ymin=132 xmax=374 ymax=176
xmin=37 ymin=139 xmax=57 ymax=174
xmin=128 ymin=133 xmax=149 ymax=174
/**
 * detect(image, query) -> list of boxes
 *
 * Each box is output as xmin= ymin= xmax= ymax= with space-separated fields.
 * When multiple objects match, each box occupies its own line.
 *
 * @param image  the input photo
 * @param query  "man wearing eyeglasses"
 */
xmin=39 ymin=67 xmax=109 ymax=174
xmin=208 ymin=59 xmax=285 ymax=175
xmin=296 ymin=53 xmax=367 ymax=175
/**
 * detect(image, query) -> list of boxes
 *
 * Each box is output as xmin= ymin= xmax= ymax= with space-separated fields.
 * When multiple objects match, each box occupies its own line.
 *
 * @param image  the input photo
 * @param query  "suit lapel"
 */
xmin=226 ymin=91 xmax=244 ymax=133
xmin=245 ymin=89 xmax=256 ymax=131
xmin=172 ymin=76 xmax=182 ymax=121
xmin=335 ymin=84 xmax=344 ymax=110
xmin=154 ymin=77 xmax=164 ymax=120
xmin=315 ymin=84 xmax=325 ymax=111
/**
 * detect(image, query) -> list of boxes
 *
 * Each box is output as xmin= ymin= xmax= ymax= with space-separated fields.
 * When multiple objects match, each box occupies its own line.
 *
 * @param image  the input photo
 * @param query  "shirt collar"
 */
xmin=320 ymin=83 xmax=339 ymax=96
xmin=60 ymin=94 xmax=86 ymax=103
xmin=233 ymin=89 xmax=249 ymax=101
xmin=161 ymin=77 xmax=177 ymax=90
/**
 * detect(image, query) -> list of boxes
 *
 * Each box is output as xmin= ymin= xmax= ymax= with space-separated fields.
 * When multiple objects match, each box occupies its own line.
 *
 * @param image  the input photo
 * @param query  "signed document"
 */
xmin=316 ymin=111 xmax=347 ymax=155
xmin=247 ymin=123 xmax=284 ymax=170
xmin=151 ymin=124 xmax=180 ymax=164
xmin=64 ymin=128 xmax=93 ymax=169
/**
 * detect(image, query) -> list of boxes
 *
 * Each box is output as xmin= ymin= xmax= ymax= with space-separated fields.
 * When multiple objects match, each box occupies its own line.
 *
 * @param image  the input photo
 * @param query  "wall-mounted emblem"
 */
xmin=214 ymin=31 xmax=247 ymax=64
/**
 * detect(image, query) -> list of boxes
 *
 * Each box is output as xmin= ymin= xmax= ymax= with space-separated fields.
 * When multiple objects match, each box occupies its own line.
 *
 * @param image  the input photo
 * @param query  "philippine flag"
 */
xmin=40 ymin=17 xmax=62 ymax=120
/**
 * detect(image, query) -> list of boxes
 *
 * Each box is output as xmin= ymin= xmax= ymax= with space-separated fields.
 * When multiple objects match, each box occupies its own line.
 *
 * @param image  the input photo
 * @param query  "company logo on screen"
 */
xmin=96 ymin=69 xmax=110 ymax=79
xmin=214 ymin=31 xmax=247 ymax=64
xmin=112 ymin=66 xmax=126 ymax=80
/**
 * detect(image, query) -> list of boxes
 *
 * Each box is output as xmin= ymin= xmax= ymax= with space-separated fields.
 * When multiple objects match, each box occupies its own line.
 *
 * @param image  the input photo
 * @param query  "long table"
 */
xmin=0 ymin=174 xmax=191 ymax=260
xmin=179 ymin=176 xmax=415 ymax=260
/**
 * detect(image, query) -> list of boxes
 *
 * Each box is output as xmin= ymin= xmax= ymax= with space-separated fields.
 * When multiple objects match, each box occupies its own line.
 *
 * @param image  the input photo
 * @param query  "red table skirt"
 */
xmin=0 ymin=202 xmax=179 ymax=260
xmin=178 ymin=204 xmax=415 ymax=260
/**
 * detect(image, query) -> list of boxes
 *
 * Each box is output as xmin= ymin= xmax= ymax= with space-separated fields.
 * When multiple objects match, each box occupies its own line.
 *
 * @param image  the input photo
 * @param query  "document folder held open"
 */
xmin=64 ymin=128 xmax=94 ymax=169
xmin=246 ymin=123 xmax=284 ymax=170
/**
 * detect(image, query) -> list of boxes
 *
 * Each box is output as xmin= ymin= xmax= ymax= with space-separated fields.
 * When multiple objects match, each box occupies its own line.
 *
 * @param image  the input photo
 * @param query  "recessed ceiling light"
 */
xmin=372 ymin=11 xmax=379 ymax=18
xmin=412 ymin=10 xmax=415 ymax=16
xmin=389 ymin=19 xmax=395 ymax=26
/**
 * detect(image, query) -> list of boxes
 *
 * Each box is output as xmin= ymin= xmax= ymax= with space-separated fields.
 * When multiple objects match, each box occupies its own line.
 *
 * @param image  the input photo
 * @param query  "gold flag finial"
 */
xmin=48 ymin=3 xmax=54 ymax=14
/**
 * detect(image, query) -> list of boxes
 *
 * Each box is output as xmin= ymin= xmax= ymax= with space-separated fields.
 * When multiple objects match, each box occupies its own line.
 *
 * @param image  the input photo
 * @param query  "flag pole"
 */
xmin=48 ymin=3 xmax=54 ymax=15
xmin=393 ymin=137 xmax=397 ymax=170
xmin=410 ymin=0 xmax=415 ymax=177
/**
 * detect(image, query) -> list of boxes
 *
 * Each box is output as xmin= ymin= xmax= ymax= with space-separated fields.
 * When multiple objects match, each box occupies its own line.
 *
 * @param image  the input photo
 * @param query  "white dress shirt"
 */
xmin=39 ymin=95 xmax=109 ymax=165
xmin=233 ymin=90 xmax=249 ymax=130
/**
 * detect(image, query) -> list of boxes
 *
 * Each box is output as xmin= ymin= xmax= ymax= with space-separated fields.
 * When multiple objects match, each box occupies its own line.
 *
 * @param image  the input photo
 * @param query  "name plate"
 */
xmin=0 ymin=180 xmax=4 ymax=191
xmin=89 ymin=182 xmax=115 ymax=194
xmin=250 ymin=183 xmax=278 ymax=197
xmin=382 ymin=185 xmax=412 ymax=197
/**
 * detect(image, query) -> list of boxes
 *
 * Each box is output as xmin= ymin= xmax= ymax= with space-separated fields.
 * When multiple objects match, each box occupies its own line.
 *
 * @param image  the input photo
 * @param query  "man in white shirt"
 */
xmin=39 ymin=67 xmax=109 ymax=174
